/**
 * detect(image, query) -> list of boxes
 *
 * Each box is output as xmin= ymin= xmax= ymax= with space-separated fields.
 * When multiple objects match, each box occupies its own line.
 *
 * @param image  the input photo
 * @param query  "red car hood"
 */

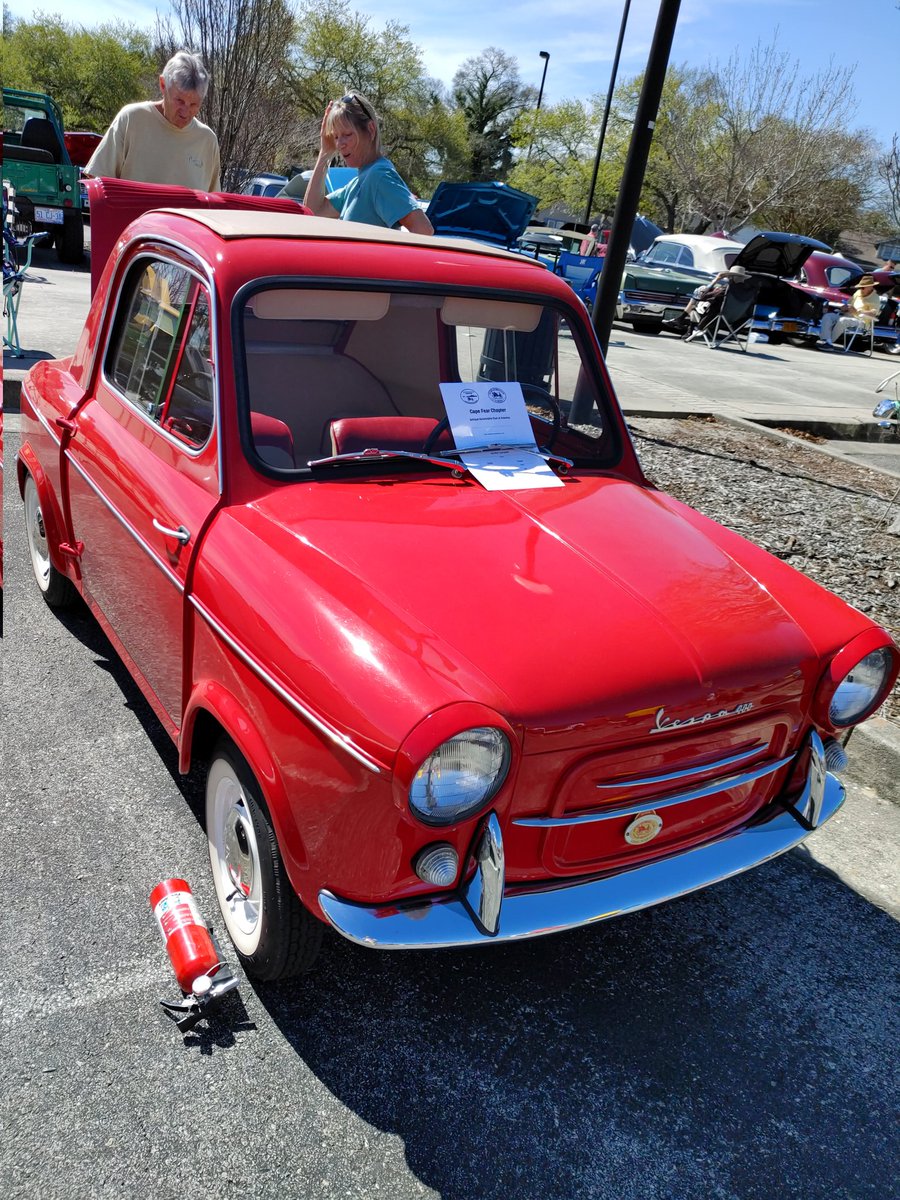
xmin=230 ymin=472 xmax=853 ymax=752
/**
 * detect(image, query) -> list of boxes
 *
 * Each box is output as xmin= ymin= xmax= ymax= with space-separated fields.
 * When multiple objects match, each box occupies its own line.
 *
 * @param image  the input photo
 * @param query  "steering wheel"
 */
xmin=423 ymin=386 xmax=562 ymax=456
xmin=520 ymin=384 xmax=561 ymax=451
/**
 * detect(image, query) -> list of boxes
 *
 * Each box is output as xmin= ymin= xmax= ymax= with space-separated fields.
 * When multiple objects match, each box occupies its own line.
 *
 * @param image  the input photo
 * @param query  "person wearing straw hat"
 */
xmin=294 ymin=92 xmax=433 ymax=235
xmin=818 ymin=275 xmax=881 ymax=348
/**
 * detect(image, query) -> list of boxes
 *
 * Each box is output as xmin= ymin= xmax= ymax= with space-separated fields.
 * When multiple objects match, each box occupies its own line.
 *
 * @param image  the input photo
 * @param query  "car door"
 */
xmin=64 ymin=253 xmax=219 ymax=731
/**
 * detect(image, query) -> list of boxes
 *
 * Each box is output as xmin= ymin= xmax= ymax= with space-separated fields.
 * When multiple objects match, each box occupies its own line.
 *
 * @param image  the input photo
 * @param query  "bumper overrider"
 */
xmin=318 ymin=731 xmax=842 ymax=949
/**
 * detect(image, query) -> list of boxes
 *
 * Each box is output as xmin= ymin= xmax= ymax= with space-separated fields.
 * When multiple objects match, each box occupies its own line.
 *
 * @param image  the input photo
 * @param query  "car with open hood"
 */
xmin=618 ymin=231 xmax=831 ymax=336
xmin=17 ymin=179 xmax=898 ymax=982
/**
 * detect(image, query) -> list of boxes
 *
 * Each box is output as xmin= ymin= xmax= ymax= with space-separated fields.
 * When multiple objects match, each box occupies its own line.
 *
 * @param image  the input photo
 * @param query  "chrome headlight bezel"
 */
xmin=408 ymin=726 xmax=511 ymax=827
xmin=827 ymin=646 xmax=896 ymax=727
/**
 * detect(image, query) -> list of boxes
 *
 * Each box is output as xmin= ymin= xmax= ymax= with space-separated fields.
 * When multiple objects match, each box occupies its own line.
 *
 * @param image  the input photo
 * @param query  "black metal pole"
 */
xmin=527 ymin=51 xmax=550 ymax=160
xmin=583 ymin=0 xmax=632 ymax=226
xmin=592 ymin=0 xmax=681 ymax=359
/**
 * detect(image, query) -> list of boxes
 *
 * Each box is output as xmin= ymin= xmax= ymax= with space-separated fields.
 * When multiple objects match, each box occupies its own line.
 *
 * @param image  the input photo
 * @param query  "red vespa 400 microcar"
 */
xmin=18 ymin=183 xmax=898 ymax=980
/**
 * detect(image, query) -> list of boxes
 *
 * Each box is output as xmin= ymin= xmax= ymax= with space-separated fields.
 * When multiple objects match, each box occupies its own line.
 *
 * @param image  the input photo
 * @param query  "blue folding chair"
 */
xmin=553 ymin=251 xmax=603 ymax=310
xmin=3 ymin=224 xmax=47 ymax=357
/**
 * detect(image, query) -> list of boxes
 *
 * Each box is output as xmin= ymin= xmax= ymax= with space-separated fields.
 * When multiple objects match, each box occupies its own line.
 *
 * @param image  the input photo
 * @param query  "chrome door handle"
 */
xmin=152 ymin=518 xmax=191 ymax=545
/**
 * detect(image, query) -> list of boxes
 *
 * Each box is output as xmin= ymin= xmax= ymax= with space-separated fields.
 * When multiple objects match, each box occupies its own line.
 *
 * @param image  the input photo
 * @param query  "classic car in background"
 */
xmin=18 ymin=182 xmax=898 ymax=981
xmin=783 ymin=254 xmax=900 ymax=350
xmin=617 ymin=231 xmax=831 ymax=336
xmin=617 ymin=234 xmax=744 ymax=332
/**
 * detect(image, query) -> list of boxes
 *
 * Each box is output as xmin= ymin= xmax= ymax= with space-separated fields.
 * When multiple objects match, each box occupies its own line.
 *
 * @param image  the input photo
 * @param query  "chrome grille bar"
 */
xmin=513 ymin=754 xmax=794 ymax=828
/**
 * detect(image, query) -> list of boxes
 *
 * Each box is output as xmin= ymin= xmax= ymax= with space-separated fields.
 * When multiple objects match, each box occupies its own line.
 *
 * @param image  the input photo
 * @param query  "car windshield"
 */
xmin=237 ymin=285 xmax=618 ymax=474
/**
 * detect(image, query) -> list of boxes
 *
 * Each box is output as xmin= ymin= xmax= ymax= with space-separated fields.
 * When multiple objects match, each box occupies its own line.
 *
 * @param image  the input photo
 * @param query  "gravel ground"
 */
xmin=628 ymin=416 xmax=900 ymax=724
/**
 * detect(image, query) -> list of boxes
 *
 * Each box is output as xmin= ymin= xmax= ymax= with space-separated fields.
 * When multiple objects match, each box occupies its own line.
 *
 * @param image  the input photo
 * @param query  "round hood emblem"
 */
xmin=624 ymin=811 xmax=663 ymax=845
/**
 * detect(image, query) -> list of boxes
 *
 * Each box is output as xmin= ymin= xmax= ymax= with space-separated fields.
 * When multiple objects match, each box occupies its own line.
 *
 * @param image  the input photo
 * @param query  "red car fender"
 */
xmin=180 ymin=679 xmax=311 ymax=882
xmin=17 ymin=441 xmax=74 ymax=581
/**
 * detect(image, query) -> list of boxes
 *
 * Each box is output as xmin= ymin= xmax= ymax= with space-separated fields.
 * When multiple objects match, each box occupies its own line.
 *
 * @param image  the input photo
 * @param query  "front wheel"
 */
xmin=206 ymin=739 xmax=322 ymax=981
xmin=23 ymin=475 xmax=76 ymax=607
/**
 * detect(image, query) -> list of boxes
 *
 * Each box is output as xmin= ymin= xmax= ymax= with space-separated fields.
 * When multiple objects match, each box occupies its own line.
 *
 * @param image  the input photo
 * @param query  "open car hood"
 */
xmin=735 ymin=231 xmax=831 ymax=278
xmin=426 ymin=181 xmax=538 ymax=249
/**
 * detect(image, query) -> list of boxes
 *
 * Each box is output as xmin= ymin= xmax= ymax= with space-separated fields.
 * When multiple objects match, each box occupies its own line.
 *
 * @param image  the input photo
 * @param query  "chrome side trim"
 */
xmin=189 ymin=595 xmax=384 ymax=776
xmin=596 ymin=745 xmax=763 ymax=789
xmin=66 ymin=453 xmax=184 ymax=594
xmin=318 ymin=732 xmax=843 ymax=950
xmin=513 ymin=754 xmax=793 ymax=827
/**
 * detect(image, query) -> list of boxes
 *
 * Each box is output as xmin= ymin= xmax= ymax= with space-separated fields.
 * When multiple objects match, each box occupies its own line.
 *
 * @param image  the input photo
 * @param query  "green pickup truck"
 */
xmin=2 ymin=87 xmax=85 ymax=263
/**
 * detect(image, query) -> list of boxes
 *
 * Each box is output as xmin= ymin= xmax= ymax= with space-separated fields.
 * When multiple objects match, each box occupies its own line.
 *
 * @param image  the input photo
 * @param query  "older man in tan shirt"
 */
xmin=84 ymin=50 xmax=220 ymax=192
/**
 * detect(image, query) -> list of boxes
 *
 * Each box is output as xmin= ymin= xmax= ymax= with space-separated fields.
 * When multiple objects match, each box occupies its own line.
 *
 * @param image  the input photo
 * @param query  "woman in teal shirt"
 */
xmin=302 ymin=92 xmax=434 ymax=235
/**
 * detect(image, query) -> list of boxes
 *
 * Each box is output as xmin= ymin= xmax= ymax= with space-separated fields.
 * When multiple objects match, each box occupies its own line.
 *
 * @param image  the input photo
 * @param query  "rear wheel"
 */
xmin=206 ymin=738 xmax=323 ymax=981
xmin=23 ymin=475 xmax=76 ymax=607
xmin=57 ymin=211 xmax=84 ymax=264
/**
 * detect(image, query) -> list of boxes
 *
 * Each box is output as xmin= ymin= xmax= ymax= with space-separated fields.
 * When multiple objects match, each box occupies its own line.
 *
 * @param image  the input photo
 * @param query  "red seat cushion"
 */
xmin=251 ymin=412 xmax=295 ymax=466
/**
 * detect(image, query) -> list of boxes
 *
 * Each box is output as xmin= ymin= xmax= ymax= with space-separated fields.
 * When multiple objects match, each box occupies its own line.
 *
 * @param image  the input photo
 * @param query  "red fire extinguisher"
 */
xmin=150 ymin=878 xmax=238 ymax=1031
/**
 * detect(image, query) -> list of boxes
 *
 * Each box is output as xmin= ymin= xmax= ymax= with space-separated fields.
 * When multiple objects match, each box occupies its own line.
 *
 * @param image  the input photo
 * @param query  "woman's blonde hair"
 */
xmin=328 ymin=92 xmax=381 ymax=155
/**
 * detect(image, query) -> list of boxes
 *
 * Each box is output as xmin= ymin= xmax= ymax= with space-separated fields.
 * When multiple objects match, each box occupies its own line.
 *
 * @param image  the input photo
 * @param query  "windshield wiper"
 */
xmin=435 ymin=443 xmax=574 ymax=473
xmin=307 ymin=448 xmax=469 ymax=475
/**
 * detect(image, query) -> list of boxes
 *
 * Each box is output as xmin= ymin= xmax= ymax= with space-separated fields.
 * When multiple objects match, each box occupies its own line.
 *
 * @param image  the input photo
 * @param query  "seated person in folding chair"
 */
xmin=818 ymin=275 xmax=880 ymax=349
xmin=685 ymin=267 xmax=759 ymax=345
xmin=664 ymin=264 xmax=750 ymax=333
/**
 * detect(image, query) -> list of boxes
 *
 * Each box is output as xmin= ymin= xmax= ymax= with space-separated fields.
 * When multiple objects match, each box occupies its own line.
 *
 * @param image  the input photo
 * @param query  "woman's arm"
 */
xmin=397 ymin=208 xmax=434 ymax=236
xmin=303 ymin=104 xmax=341 ymax=219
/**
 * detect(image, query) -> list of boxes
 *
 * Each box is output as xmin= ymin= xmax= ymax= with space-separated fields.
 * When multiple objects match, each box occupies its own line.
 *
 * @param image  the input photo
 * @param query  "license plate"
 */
xmin=664 ymin=307 xmax=684 ymax=321
xmin=778 ymin=321 xmax=798 ymax=332
xmin=35 ymin=207 xmax=64 ymax=224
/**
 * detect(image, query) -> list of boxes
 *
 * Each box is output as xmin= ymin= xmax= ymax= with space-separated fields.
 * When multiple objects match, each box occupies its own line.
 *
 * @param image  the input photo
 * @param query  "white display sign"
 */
xmin=438 ymin=381 xmax=563 ymax=490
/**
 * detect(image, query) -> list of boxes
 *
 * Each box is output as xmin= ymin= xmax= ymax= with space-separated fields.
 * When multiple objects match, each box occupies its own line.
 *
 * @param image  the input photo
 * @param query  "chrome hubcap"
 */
xmin=224 ymin=804 xmax=255 ymax=898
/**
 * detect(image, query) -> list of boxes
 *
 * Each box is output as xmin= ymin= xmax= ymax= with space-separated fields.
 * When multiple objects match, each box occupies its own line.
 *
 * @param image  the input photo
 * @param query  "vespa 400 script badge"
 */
xmin=624 ymin=812 xmax=663 ymax=845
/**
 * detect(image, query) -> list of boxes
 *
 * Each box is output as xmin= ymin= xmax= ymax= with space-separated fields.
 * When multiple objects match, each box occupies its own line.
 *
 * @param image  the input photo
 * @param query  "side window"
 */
xmin=678 ymin=247 xmax=695 ymax=267
xmin=826 ymin=267 xmax=854 ymax=288
xmin=107 ymin=259 xmax=214 ymax=449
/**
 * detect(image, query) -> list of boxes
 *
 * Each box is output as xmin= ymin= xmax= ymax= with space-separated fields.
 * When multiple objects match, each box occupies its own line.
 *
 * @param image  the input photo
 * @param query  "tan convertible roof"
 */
xmin=159 ymin=208 xmax=523 ymax=262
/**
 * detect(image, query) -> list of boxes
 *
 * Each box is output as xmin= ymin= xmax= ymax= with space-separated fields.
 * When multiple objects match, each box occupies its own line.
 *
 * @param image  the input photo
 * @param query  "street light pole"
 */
xmin=527 ymin=50 xmax=550 ymax=160
xmin=591 ymin=0 xmax=682 ymax=360
xmin=583 ymin=0 xmax=632 ymax=225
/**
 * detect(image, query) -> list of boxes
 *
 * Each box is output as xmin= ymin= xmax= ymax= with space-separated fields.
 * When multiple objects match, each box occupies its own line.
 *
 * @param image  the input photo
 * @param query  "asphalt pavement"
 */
xmin=3 ymin=235 xmax=899 ymax=1199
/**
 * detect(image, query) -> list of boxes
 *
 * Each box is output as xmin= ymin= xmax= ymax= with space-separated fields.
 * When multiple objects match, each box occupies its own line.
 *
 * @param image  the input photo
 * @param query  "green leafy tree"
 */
xmin=282 ymin=0 xmax=451 ymax=193
xmin=508 ymin=98 xmax=604 ymax=216
xmin=452 ymin=47 xmax=535 ymax=181
xmin=1 ymin=13 xmax=153 ymax=128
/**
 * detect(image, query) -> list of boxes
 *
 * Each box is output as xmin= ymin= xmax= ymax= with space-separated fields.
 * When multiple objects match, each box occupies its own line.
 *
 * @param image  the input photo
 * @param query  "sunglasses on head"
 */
xmin=340 ymin=93 xmax=374 ymax=120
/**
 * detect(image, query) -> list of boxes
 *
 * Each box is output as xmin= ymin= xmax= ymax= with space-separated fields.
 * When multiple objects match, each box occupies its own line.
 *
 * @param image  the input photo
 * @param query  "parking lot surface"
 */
xmin=3 ymin=240 xmax=899 ymax=1200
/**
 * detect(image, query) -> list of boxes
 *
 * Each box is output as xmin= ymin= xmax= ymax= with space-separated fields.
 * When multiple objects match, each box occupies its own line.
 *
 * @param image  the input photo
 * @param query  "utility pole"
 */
xmin=591 ymin=0 xmax=681 ymax=359
xmin=526 ymin=51 xmax=550 ymax=160
xmin=583 ymin=0 xmax=632 ymax=226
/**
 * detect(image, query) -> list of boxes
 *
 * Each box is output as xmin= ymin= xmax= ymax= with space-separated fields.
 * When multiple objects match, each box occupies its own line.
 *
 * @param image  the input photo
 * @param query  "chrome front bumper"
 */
xmin=318 ymin=731 xmax=843 ymax=950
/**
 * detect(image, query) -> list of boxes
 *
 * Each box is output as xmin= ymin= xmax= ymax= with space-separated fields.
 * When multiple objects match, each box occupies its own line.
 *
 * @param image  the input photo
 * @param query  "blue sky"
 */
xmin=8 ymin=0 xmax=898 ymax=149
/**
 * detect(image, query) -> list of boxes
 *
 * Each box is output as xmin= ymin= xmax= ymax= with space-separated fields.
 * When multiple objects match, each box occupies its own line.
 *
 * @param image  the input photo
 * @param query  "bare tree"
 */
xmin=635 ymin=36 xmax=868 ymax=234
xmin=879 ymin=134 xmax=900 ymax=229
xmin=156 ymin=0 xmax=297 ymax=189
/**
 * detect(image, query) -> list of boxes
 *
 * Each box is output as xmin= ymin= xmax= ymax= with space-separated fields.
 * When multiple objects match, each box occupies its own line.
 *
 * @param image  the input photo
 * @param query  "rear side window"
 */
xmin=107 ymin=258 xmax=214 ymax=449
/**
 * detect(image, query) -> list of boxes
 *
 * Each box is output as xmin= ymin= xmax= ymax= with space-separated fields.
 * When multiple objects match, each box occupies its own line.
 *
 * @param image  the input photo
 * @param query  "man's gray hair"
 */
xmin=162 ymin=50 xmax=211 ymax=98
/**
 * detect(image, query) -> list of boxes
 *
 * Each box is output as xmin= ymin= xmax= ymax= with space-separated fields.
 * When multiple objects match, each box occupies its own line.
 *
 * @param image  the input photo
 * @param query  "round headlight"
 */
xmin=409 ymin=727 xmax=510 ymax=826
xmin=828 ymin=647 xmax=895 ymax=726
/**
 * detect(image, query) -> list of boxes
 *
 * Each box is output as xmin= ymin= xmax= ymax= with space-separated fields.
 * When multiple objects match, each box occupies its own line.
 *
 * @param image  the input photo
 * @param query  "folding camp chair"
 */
xmin=553 ymin=251 xmax=603 ymax=310
xmin=835 ymin=316 xmax=874 ymax=357
xmin=3 ymin=227 xmax=47 ymax=357
xmin=684 ymin=277 xmax=760 ymax=351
